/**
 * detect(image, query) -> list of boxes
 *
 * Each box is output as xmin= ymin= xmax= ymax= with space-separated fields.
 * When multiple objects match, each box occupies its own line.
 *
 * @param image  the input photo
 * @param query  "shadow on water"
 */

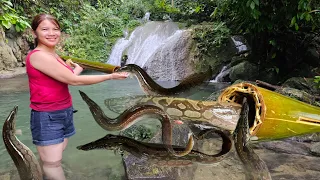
xmin=0 ymin=72 xmax=227 ymax=180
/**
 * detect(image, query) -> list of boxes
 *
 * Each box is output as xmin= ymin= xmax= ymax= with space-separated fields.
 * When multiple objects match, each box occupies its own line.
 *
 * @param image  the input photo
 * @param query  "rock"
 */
xmin=145 ymin=30 xmax=196 ymax=81
xmin=253 ymin=140 xmax=311 ymax=156
xmin=229 ymin=35 xmax=251 ymax=55
xmin=0 ymin=26 xmax=29 ymax=72
xmin=309 ymin=142 xmax=320 ymax=156
xmin=0 ymin=173 xmax=11 ymax=180
xmin=229 ymin=61 xmax=259 ymax=82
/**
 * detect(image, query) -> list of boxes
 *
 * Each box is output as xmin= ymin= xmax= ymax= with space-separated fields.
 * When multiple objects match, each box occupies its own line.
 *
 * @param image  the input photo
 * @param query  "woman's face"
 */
xmin=34 ymin=19 xmax=61 ymax=48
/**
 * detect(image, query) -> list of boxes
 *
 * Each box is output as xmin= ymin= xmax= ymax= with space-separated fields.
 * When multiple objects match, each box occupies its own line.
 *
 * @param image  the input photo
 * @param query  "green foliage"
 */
xmin=217 ymin=0 xmax=319 ymax=33
xmin=289 ymin=0 xmax=319 ymax=31
xmin=0 ymin=0 xmax=30 ymax=32
xmin=192 ymin=21 xmax=230 ymax=70
xmin=147 ymin=0 xmax=180 ymax=20
xmin=62 ymin=1 xmax=144 ymax=62
xmin=315 ymin=76 xmax=320 ymax=88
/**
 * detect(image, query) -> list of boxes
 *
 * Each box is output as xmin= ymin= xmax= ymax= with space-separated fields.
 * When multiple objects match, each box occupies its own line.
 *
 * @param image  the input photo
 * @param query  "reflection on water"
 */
xmin=0 ymin=72 xmax=225 ymax=179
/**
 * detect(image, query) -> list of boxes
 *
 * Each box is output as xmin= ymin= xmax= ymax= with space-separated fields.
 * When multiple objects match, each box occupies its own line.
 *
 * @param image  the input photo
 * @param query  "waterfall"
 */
xmin=210 ymin=66 xmax=230 ymax=83
xmin=107 ymin=38 xmax=131 ymax=66
xmin=106 ymin=21 xmax=180 ymax=68
xmin=142 ymin=12 xmax=150 ymax=22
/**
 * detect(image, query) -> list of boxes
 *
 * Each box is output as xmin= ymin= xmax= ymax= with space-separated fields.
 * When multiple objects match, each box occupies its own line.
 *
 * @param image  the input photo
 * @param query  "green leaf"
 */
xmin=15 ymin=25 xmax=21 ymax=32
xmin=2 ymin=20 xmax=12 ymax=29
xmin=305 ymin=14 xmax=312 ymax=21
xmin=195 ymin=6 xmax=201 ymax=13
xmin=253 ymin=0 xmax=259 ymax=5
xmin=299 ymin=13 xmax=305 ymax=20
xmin=290 ymin=16 xmax=296 ymax=27
xmin=210 ymin=7 xmax=218 ymax=18
xmin=295 ymin=23 xmax=299 ymax=31
xmin=246 ymin=1 xmax=251 ymax=7
xmin=269 ymin=40 xmax=276 ymax=46
xmin=250 ymin=1 xmax=255 ymax=9
xmin=3 ymin=0 xmax=13 ymax=7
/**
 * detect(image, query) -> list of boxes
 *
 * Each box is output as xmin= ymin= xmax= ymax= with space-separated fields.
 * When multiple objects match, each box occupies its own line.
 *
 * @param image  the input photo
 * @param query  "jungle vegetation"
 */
xmin=1 ymin=0 xmax=319 ymax=85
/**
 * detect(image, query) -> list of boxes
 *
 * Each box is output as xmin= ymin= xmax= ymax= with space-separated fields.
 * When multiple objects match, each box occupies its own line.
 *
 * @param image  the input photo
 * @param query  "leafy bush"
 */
xmin=62 ymin=1 xmax=146 ymax=62
xmin=315 ymin=76 xmax=320 ymax=88
xmin=0 ymin=0 xmax=30 ymax=32
xmin=192 ymin=21 xmax=230 ymax=70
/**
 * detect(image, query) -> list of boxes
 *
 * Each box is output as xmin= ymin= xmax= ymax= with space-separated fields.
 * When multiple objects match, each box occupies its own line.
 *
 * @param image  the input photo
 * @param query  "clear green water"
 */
xmin=0 ymin=72 xmax=227 ymax=180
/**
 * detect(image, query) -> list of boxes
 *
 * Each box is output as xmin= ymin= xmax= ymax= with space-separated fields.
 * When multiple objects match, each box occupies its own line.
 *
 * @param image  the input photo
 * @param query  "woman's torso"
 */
xmin=26 ymin=49 xmax=73 ymax=111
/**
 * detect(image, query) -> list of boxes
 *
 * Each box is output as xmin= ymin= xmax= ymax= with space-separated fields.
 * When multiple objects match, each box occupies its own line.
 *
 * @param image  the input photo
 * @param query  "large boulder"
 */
xmin=0 ymin=27 xmax=18 ymax=70
xmin=144 ymin=30 xmax=197 ymax=81
xmin=0 ymin=26 xmax=30 ymax=72
xmin=229 ymin=61 xmax=259 ymax=82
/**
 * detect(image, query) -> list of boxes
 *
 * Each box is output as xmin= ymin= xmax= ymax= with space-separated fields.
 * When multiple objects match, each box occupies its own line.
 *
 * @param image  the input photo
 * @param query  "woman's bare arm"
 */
xmin=30 ymin=51 xmax=128 ymax=86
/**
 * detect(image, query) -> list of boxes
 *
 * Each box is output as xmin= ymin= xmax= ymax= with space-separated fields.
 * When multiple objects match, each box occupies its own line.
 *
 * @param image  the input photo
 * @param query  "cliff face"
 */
xmin=0 ymin=27 xmax=30 ymax=71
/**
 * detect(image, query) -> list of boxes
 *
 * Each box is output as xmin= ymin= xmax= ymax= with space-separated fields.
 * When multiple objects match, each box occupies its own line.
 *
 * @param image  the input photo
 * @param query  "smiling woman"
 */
xmin=24 ymin=13 xmax=129 ymax=180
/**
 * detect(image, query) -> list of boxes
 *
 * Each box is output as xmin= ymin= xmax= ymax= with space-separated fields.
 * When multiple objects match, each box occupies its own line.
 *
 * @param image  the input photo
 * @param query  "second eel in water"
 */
xmin=79 ymin=90 xmax=194 ymax=157
xmin=77 ymin=128 xmax=232 ymax=166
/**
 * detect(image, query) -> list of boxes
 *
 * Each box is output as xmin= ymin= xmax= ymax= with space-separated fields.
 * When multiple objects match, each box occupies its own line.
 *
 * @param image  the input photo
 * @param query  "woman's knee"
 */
xmin=37 ymin=143 xmax=64 ymax=162
xmin=42 ymin=159 xmax=62 ymax=168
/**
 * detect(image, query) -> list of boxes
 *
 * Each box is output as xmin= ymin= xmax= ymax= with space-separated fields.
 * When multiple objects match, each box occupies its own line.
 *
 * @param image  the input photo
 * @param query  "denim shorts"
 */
xmin=30 ymin=106 xmax=76 ymax=146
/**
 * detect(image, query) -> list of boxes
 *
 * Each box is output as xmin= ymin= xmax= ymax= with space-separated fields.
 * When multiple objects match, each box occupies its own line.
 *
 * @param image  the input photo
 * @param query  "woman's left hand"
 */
xmin=111 ymin=72 xmax=129 ymax=79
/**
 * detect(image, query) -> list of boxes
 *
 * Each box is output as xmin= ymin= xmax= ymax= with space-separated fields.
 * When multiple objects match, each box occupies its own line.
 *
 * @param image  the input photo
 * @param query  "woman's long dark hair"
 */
xmin=31 ymin=14 xmax=61 ymax=47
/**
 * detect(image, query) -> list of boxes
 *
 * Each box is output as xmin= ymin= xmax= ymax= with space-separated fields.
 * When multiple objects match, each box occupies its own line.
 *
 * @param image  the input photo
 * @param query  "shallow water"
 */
xmin=0 ymin=72 xmax=226 ymax=179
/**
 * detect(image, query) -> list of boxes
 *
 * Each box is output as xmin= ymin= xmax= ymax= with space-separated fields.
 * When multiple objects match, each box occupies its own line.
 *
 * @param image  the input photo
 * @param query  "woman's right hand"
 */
xmin=111 ymin=72 xmax=129 ymax=79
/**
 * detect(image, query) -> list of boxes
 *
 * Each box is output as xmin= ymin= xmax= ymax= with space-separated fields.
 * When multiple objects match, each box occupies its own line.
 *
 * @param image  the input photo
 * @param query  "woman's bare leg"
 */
xmin=37 ymin=139 xmax=68 ymax=180
xmin=63 ymin=138 xmax=68 ymax=151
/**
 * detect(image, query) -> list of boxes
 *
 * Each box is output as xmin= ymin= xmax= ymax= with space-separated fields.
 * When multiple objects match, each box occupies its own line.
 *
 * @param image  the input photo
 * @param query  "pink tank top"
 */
xmin=26 ymin=49 xmax=73 ymax=111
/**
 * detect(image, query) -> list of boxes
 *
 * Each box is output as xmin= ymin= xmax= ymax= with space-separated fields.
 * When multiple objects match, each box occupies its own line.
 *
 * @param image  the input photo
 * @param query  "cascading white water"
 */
xmin=107 ymin=38 xmax=131 ymax=66
xmin=210 ymin=66 xmax=230 ymax=82
xmin=106 ymin=21 xmax=180 ymax=68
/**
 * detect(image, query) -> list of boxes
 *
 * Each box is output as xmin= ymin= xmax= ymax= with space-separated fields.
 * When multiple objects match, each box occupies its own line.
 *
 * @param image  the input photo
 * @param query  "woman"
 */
xmin=26 ymin=14 xmax=128 ymax=180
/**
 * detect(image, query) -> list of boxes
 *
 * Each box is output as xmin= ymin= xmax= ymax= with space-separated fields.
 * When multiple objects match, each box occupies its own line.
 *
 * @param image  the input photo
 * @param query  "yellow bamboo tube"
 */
xmin=218 ymin=83 xmax=320 ymax=141
xmin=60 ymin=55 xmax=120 ymax=73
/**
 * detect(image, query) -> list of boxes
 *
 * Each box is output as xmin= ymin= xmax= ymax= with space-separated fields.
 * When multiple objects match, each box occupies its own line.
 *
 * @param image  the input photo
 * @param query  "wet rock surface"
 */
xmin=0 ymin=73 xmax=28 ymax=92
xmin=123 ymin=125 xmax=320 ymax=180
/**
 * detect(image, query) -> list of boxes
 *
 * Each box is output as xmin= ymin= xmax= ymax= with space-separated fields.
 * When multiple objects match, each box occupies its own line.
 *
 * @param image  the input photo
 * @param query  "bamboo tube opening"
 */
xmin=218 ymin=83 xmax=265 ymax=135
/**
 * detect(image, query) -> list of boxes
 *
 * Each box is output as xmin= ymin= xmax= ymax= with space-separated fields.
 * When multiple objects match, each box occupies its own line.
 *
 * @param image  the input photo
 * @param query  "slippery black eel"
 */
xmin=234 ymin=97 xmax=271 ymax=180
xmin=2 ymin=106 xmax=42 ymax=180
xmin=79 ymin=90 xmax=194 ymax=157
xmin=115 ymin=64 xmax=212 ymax=96
xmin=77 ymin=129 xmax=232 ymax=166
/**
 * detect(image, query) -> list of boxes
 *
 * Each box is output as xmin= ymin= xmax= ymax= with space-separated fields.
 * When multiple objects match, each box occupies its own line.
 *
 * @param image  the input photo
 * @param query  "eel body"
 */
xmin=115 ymin=64 xmax=212 ymax=96
xmin=77 ymin=129 xmax=232 ymax=166
xmin=79 ymin=90 xmax=194 ymax=157
xmin=234 ymin=97 xmax=272 ymax=180
xmin=2 ymin=106 xmax=42 ymax=180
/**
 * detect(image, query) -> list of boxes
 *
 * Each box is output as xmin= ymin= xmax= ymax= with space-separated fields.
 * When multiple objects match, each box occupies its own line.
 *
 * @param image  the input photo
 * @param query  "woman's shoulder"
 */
xmin=29 ymin=50 xmax=55 ymax=62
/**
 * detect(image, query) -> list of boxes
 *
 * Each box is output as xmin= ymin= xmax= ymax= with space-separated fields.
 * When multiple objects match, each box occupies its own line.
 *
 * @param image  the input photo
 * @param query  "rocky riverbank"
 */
xmin=0 ymin=68 xmax=28 ymax=93
xmin=0 ymin=67 xmax=26 ymax=79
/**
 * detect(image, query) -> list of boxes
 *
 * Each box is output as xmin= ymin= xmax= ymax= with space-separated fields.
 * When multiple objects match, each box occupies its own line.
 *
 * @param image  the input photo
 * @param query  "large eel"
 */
xmin=82 ymin=91 xmax=272 ymax=179
xmin=79 ymin=90 xmax=194 ymax=157
xmin=234 ymin=97 xmax=271 ymax=180
xmin=104 ymin=95 xmax=242 ymax=132
xmin=115 ymin=64 xmax=212 ymax=96
xmin=77 ymin=128 xmax=232 ymax=166
xmin=2 ymin=106 xmax=42 ymax=180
